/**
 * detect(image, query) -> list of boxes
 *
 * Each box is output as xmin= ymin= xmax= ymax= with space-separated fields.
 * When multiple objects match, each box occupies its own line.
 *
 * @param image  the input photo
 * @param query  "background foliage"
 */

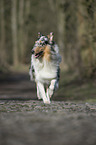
xmin=0 ymin=0 xmax=96 ymax=77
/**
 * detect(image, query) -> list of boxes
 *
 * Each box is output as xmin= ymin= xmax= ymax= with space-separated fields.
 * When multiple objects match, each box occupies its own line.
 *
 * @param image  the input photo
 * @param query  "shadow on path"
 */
xmin=0 ymin=72 xmax=37 ymax=100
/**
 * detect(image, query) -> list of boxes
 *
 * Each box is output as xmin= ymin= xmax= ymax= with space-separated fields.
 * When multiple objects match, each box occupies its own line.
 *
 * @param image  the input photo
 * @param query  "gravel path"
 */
xmin=0 ymin=73 xmax=96 ymax=145
xmin=0 ymin=100 xmax=96 ymax=145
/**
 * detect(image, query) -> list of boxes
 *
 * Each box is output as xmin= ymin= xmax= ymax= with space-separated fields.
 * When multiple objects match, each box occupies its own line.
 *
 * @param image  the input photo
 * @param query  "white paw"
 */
xmin=47 ymin=88 xmax=53 ymax=98
xmin=44 ymin=100 xmax=51 ymax=104
xmin=37 ymin=96 xmax=42 ymax=100
xmin=37 ymin=92 xmax=41 ymax=99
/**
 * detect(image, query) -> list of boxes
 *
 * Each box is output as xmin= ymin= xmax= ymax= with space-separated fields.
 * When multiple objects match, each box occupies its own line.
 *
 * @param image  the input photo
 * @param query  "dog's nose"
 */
xmin=31 ymin=50 xmax=34 ymax=54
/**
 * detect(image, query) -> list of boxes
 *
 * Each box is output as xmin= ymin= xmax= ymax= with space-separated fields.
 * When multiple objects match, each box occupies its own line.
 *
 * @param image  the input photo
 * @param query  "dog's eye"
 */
xmin=45 ymin=41 xmax=48 ymax=44
xmin=41 ymin=41 xmax=48 ymax=46
xmin=31 ymin=50 xmax=34 ymax=54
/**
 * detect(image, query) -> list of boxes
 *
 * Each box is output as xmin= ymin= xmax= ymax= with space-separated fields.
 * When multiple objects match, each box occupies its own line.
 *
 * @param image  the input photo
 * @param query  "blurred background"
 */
xmin=0 ymin=0 xmax=96 ymax=102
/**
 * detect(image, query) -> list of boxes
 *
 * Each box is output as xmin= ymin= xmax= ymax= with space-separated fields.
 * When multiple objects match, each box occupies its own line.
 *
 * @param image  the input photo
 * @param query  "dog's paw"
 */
xmin=44 ymin=100 xmax=51 ymax=104
xmin=37 ymin=94 xmax=42 ymax=100
xmin=47 ymin=88 xmax=53 ymax=98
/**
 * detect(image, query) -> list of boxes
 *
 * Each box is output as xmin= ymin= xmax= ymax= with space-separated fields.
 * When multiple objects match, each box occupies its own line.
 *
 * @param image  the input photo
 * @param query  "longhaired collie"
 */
xmin=29 ymin=32 xmax=61 ymax=104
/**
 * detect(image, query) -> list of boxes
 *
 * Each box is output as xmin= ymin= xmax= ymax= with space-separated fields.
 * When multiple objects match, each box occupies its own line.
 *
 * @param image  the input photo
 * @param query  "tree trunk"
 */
xmin=56 ymin=0 xmax=68 ymax=70
xmin=45 ymin=0 xmax=82 ymax=72
xmin=79 ymin=0 xmax=96 ymax=76
xmin=18 ymin=0 xmax=24 ymax=63
xmin=24 ymin=0 xmax=31 ymax=63
xmin=62 ymin=0 xmax=81 ymax=72
xmin=0 ymin=0 xmax=6 ymax=66
xmin=11 ymin=0 xmax=18 ymax=66
xmin=24 ymin=0 xmax=31 ymax=43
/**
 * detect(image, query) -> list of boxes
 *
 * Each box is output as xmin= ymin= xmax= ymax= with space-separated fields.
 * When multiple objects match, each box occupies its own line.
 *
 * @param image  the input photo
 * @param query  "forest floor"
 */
xmin=0 ymin=72 xmax=96 ymax=145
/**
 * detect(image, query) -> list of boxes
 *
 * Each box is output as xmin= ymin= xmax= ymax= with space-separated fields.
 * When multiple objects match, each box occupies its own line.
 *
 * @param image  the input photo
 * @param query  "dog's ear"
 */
xmin=48 ymin=32 xmax=54 ymax=44
xmin=38 ymin=32 xmax=42 ymax=39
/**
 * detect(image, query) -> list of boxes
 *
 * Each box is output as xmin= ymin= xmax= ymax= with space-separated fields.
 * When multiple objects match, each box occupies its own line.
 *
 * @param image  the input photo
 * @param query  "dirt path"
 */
xmin=0 ymin=73 xmax=96 ymax=145
xmin=0 ymin=72 xmax=37 ymax=100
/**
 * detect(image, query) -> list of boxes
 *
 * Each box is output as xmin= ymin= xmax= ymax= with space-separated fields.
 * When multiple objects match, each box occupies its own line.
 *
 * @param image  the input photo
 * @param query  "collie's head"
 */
xmin=32 ymin=32 xmax=54 ymax=61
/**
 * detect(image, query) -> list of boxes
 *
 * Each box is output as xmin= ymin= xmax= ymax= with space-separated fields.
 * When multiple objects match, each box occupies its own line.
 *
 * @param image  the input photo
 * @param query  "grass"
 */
xmin=1 ymin=64 xmax=96 ymax=103
xmin=55 ymin=71 xmax=96 ymax=103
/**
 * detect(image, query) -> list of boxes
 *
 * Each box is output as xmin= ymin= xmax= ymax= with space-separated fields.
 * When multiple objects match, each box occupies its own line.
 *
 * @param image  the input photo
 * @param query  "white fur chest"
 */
xmin=32 ymin=55 xmax=58 ymax=83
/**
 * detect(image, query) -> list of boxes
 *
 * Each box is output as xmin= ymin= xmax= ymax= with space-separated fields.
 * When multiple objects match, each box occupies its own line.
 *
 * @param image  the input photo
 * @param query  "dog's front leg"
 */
xmin=47 ymin=79 xmax=58 ymax=99
xmin=37 ymin=84 xmax=41 ymax=100
xmin=37 ymin=82 xmax=50 ymax=104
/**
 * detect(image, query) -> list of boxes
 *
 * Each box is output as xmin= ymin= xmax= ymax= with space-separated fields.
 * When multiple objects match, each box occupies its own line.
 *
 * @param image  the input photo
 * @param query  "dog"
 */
xmin=29 ymin=32 xmax=61 ymax=104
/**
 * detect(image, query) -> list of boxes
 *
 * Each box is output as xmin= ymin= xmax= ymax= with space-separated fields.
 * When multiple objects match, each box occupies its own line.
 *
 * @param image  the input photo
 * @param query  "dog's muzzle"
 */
xmin=35 ymin=51 xmax=44 ymax=58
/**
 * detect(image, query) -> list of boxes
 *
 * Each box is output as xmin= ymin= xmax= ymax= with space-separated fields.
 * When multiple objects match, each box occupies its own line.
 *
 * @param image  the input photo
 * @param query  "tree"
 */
xmin=23 ymin=0 xmax=31 ymax=63
xmin=11 ymin=0 xmax=18 ymax=66
xmin=56 ymin=0 xmax=67 ymax=70
xmin=48 ymin=0 xmax=82 ymax=72
xmin=48 ymin=0 xmax=68 ymax=70
xmin=18 ymin=0 xmax=24 ymax=63
xmin=0 ymin=0 xmax=6 ymax=67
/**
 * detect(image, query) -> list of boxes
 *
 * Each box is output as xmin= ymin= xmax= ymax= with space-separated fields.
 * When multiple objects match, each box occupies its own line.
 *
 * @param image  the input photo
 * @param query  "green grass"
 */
xmin=55 ymin=71 xmax=96 ymax=103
